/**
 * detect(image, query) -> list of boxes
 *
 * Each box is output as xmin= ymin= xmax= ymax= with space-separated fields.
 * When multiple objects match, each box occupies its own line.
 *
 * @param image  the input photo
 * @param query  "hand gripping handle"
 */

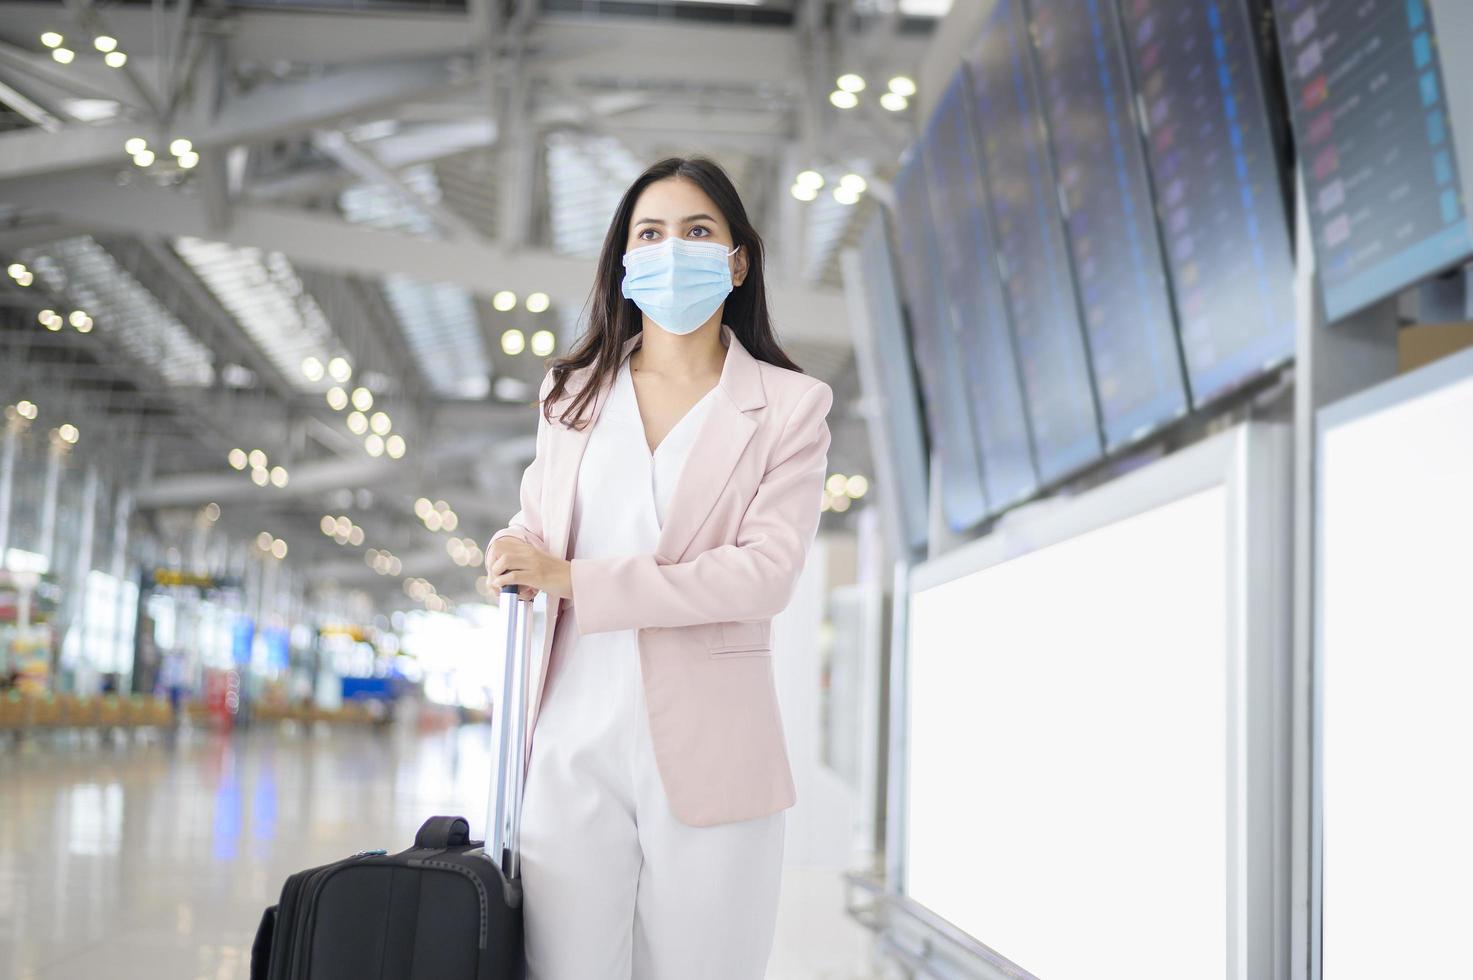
xmin=489 ymin=585 xmax=536 ymax=879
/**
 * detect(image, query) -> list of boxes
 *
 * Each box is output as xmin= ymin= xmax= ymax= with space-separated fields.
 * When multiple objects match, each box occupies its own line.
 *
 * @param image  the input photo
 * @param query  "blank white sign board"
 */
xmin=1316 ymin=347 xmax=1473 ymax=979
xmin=904 ymin=423 xmax=1290 ymax=980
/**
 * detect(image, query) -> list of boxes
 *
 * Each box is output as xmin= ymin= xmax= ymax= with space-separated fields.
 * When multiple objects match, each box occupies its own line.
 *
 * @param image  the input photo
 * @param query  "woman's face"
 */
xmin=625 ymin=177 xmax=748 ymax=288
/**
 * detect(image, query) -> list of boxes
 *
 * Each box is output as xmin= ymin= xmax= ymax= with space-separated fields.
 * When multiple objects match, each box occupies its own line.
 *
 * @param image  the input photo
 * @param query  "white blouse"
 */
xmin=566 ymin=352 xmax=718 ymax=588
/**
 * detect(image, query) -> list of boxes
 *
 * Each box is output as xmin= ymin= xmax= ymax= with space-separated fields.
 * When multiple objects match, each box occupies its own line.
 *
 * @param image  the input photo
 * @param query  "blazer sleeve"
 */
xmin=568 ymin=379 xmax=833 ymax=634
xmin=488 ymin=370 xmax=555 ymax=556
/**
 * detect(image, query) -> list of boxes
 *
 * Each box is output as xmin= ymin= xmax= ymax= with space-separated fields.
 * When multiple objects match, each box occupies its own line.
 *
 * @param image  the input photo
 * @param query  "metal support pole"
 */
xmin=0 ymin=422 xmax=17 ymax=558
xmin=38 ymin=440 xmax=63 ymax=565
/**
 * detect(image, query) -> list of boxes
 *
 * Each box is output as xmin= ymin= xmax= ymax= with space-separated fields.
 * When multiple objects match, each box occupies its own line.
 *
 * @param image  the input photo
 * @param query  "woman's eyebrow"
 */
xmin=633 ymin=213 xmax=717 ymax=226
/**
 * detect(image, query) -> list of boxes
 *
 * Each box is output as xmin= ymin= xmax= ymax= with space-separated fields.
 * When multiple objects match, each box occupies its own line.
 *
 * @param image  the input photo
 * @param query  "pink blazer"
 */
xmin=489 ymin=324 xmax=833 ymax=827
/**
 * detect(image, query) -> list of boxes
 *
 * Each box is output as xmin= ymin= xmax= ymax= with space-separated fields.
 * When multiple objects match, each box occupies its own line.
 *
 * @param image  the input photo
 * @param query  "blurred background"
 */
xmin=2 ymin=0 xmax=1472 ymax=978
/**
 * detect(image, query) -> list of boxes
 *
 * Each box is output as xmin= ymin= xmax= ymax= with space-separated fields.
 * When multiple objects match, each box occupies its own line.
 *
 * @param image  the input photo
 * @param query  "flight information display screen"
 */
xmin=1025 ymin=0 xmax=1191 ymax=449
xmin=962 ymin=0 xmax=1102 ymax=483
xmin=922 ymin=69 xmax=1039 ymax=512
xmin=1119 ymin=0 xmax=1298 ymax=405
xmin=1276 ymin=0 xmax=1473 ymax=320
xmin=891 ymin=149 xmax=992 ymax=532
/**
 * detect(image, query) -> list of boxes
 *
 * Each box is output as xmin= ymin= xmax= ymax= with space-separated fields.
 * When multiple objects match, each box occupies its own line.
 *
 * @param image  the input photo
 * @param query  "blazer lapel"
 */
xmin=652 ymin=324 xmax=767 ymax=563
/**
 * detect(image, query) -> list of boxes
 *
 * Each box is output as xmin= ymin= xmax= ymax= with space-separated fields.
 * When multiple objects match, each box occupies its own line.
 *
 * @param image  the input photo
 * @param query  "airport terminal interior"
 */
xmin=3 ymin=0 xmax=1473 ymax=977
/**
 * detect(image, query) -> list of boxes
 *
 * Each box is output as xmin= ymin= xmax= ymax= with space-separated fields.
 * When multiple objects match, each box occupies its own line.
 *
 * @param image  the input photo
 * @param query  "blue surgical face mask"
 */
xmin=620 ymin=237 xmax=740 ymax=335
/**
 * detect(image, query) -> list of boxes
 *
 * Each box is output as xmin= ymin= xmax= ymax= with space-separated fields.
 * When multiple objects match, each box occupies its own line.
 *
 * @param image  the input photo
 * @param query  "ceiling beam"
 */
xmin=4 ymin=169 xmax=851 ymax=347
xmin=0 ymin=53 xmax=474 ymax=180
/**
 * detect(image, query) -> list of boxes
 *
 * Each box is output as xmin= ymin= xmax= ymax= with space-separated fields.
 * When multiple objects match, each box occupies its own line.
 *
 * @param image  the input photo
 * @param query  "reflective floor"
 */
xmin=0 ymin=722 xmax=881 ymax=979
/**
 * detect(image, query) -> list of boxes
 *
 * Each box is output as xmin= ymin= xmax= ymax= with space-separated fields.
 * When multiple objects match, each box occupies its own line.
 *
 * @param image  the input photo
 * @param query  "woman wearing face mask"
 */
xmin=485 ymin=156 xmax=832 ymax=979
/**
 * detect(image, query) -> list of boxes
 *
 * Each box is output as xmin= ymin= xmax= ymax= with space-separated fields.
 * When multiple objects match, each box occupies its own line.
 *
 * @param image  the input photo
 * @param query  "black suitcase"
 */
xmin=251 ymin=587 xmax=537 ymax=980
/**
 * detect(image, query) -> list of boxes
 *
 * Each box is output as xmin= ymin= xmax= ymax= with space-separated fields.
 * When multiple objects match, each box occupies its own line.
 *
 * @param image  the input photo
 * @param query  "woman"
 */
xmin=485 ymin=156 xmax=832 ymax=979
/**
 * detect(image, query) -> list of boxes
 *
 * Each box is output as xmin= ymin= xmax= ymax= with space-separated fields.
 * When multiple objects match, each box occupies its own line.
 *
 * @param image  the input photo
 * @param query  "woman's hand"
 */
xmin=487 ymin=536 xmax=573 ymax=601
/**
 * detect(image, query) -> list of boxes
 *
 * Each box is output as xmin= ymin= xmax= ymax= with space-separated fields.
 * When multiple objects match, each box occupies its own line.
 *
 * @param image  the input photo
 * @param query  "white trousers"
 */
xmin=519 ymin=620 xmax=786 ymax=980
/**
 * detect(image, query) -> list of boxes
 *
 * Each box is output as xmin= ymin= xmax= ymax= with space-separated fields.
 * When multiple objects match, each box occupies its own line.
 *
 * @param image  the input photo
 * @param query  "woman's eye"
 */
xmin=637 ymin=229 xmax=658 ymax=241
xmin=688 ymin=226 xmax=710 ymax=238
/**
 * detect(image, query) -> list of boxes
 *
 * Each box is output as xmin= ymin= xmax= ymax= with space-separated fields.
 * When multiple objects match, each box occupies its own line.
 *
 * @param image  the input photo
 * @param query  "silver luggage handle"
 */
xmin=489 ymin=585 xmax=536 ymax=879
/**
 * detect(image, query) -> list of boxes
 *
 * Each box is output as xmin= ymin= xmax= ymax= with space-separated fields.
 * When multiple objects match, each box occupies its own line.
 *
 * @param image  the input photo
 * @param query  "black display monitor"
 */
xmin=921 ymin=69 xmax=1040 ymax=513
xmin=961 ymin=0 xmax=1104 ymax=483
xmin=1276 ymin=0 xmax=1473 ymax=321
xmin=1118 ymin=0 xmax=1298 ymax=405
xmin=1024 ymin=0 xmax=1191 ymax=450
xmin=891 ymin=148 xmax=992 ymax=532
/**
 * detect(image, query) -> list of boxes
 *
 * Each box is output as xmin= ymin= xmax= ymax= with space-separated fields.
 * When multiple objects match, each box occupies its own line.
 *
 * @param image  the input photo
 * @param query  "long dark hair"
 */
xmin=542 ymin=156 xmax=803 ymax=429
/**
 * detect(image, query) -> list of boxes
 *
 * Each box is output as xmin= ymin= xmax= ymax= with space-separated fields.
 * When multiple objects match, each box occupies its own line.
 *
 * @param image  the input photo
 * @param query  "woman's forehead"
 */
xmin=631 ymin=177 xmax=725 ymax=224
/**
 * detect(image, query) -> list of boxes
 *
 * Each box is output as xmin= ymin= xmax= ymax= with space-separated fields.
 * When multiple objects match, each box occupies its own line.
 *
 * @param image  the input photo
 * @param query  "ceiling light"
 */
xmin=424 ymin=511 xmax=443 ymax=531
xmin=14 ymin=271 xmax=31 ymax=287
xmin=880 ymin=92 xmax=909 ymax=112
xmin=321 ymin=516 xmax=336 ymax=535
xmin=68 ymin=310 xmax=88 ymax=328
xmin=326 ymin=386 xmax=348 ymax=411
xmin=250 ymin=468 xmax=269 ymax=486
xmin=203 ymin=502 xmax=221 ymax=522
xmin=93 ymin=35 xmax=117 ymax=53
xmin=41 ymin=32 xmax=63 ymax=48
xmin=826 ymin=473 xmax=848 ymax=495
xmin=169 ymin=138 xmax=192 ymax=156
xmin=388 ymin=556 xmax=402 ymax=575
xmin=74 ymin=316 xmax=93 ymax=334
xmin=530 ymin=330 xmax=556 ymax=357
xmin=271 ymin=538 xmax=288 ymax=559
xmin=441 ymin=511 xmax=459 ymax=532
xmin=269 ymin=465 xmax=288 ymax=488
xmin=492 ymin=290 xmax=517 ymax=312
xmin=302 ymin=356 xmax=324 ymax=381
xmin=833 ymin=185 xmax=861 ymax=205
xmin=839 ymin=173 xmax=868 ymax=193
xmin=364 ymin=433 xmax=385 ymax=457
xmin=796 ymin=170 xmax=825 ymax=189
xmin=38 ymin=309 xmax=55 ymax=326
xmin=257 ymin=532 xmax=273 ymax=550
xmin=57 ymin=423 xmax=79 ymax=444
xmin=526 ymin=292 xmax=550 ymax=313
xmin=348 ymin=525 xmax=364 ymax=546
xmin=7 ymin=263 xmax=25 ymax=279
xmin=501 ymin=329 xmax=526 ymax=356
xmin=327 ymin=356 xmax=352 ymax=382
xmin=414 ymin=497 xmax=433 ymax=519
xmin=845 ymin=474 xmax=869 ymax=498
xmin=51 ymin=47 xmax=74 ymax=65
xmin=888 ymin=76 xmax=917 ymax=97
xmin=123 ymin=138 xmax=148 ymax=157
xmin=346 ymin=411 xmax=368 ymax=435
xmin=790 ymin=183 xmax=818 ymax=202
xmin=836 ymin=73 xmax=866 ymax=93
xmin=248 ymin=449 xmax=267 ymax=469
xmin=829 ymin=90 xmax=858 ymax=110
xmin=133 ymin=149 xmax=155 ymax=167
xmin=16 ymin=401 xmax=37 ymax=420
xmin=176 ymin=150 xmax=197 ymax=168
xmin=103 ymin=51 xmax=127 ymax=68
xmin=228 ymin=448 xmax=247 ymax=470
xmin=351 ymin=387 xmax=373 ymax=411
xmin=830 ymin=494 xmax=851 ymax=512
xmin=369 ymin=411 xmax=391 ymax=435
xmin=385 ymin=434 xmax=406 ymax=459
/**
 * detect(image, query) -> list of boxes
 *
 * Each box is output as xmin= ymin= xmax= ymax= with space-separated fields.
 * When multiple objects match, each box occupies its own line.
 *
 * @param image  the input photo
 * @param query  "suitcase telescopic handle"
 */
xmin=489 ymin=585 xmax=535 ymax=879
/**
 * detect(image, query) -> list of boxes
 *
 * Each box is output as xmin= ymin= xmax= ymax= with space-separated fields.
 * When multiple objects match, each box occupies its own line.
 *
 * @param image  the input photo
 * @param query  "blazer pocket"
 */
xmin=707 ymin=643 xmax=772 ymax=659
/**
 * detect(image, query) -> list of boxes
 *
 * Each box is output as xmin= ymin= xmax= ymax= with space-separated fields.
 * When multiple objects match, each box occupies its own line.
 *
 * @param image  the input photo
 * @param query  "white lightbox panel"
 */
xmin=1315 ymin=347 xmax=1473 ymax=979
xmin=903 ymin=423 xmax=1290 ymax=980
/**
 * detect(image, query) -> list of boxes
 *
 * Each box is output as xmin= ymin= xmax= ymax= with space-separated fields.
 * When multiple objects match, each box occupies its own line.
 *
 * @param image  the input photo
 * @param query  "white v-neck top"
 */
xmin=567 ymin=354 xmax=719 ymax=561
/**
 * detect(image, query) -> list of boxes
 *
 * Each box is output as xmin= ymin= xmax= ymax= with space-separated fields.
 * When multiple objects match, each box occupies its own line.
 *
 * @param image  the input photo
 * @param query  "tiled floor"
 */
xmin=0 ymin=723 xmax=882 ymax=979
